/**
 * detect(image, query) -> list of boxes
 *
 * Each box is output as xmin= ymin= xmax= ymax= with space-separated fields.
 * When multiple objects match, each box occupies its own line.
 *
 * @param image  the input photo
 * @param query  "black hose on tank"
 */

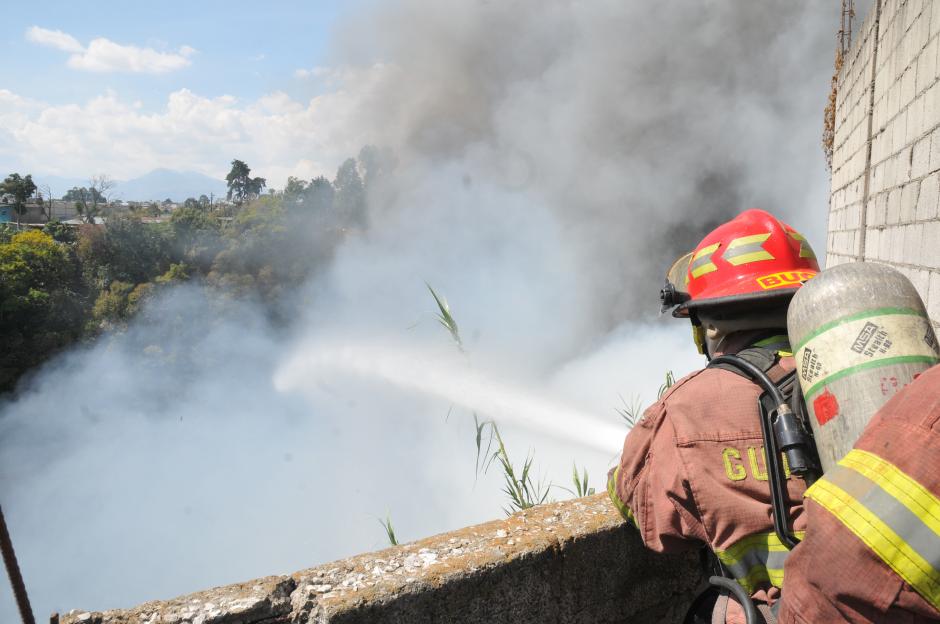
xmin=709 ymin=576 xmax=761 ymax=624
xmin=708 ymin=354 xmax=800 ymax=550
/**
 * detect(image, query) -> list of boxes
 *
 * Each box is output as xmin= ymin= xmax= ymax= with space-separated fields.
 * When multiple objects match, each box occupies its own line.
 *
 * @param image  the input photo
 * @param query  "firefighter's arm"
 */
xmin=607 ymin=401 xmax=707 ymax=553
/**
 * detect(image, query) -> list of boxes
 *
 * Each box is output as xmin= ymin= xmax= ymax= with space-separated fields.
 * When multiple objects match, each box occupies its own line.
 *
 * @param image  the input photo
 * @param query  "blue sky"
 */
xmin=3 ymin=0 xmax=349 ymax=105
xmin=0 ymin=0 xmax=376 ymax=185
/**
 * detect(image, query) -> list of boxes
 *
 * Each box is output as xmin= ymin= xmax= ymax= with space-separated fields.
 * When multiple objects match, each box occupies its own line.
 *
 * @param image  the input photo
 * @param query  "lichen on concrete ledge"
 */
xmin=60 ymin=493 xmax=705 ymax=624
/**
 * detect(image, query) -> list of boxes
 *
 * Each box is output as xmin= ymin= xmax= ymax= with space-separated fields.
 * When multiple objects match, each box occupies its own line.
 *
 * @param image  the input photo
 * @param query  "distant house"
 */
xmin=61 ymin=216 xmax=106 ymax=226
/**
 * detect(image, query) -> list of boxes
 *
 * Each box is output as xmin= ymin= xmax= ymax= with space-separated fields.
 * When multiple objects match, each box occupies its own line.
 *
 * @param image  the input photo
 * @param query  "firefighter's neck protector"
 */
xmin=698 ymin=306 xmax=789 ymax=357
xmin=665 ymin=209 xmax=820 ymax=319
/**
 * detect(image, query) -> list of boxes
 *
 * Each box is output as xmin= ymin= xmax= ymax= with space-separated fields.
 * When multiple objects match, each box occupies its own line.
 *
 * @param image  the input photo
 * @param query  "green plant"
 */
xmin=378 ymin=511 xmax=399 ymax=546
xmin=615 ymin=394 xmax=644 ymax=427
xmin=658 ymin=370 xmax=676 ymax=399
xmin=428 ymin=285 xmax=558 ymax=513
xmin=571 ymin=463 xmax=594 ymax=497
xmin=426 ymin=282 xmax=463 ymax=351
xmin=475 ymin=416 xmax=551 ymax=515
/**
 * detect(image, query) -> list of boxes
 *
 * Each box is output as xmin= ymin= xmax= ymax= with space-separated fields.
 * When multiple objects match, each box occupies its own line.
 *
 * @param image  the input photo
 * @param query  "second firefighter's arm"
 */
xmin=607 ymin=400 xmax=707 ymax=553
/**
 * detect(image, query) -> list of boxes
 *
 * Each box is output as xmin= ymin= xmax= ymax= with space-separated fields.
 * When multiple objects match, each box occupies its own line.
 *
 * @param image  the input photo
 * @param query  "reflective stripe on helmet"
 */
xmin=714 ymin=530 xmax=805 ymax=593
xmin=724 ymin=233 xmax=775 ymax=266
xmin=806 ymin=449 xmax=940 ymax=611
xmin=787 ymin=231 xmax=817 ymax=260
xmin=690 ymin=243 xmax=721 ymax=278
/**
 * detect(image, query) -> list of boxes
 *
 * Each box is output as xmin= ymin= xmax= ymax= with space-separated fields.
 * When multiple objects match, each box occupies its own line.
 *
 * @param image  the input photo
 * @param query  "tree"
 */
xmin=1 ymin=173 xmax=37 ymax=226
xmin=283 ymin=176 xmax=307 ymax=203
xmin=64 ymin=175 xmax=114 ymax=224
xmin=304 ymin=176 xmax=335 ymax=214
xmin=170 ymin=206 xmax=222 ymax=270
xmin=333 ymin=158 xmax=366 ymax=226
xmin=42 ymin=219 xmax=76 ymax=244
xmin=63 ymin=186 xmax=104 ymax=203
xmin=0 ymin=230 xmax=86 ymax=391
xmin=198 ymin=194 xmax=210 ymax=209
xmin=38 ymin=184 xmax=54 ymax=221
xmin=226 ymin=159 xmax=266 ymax=206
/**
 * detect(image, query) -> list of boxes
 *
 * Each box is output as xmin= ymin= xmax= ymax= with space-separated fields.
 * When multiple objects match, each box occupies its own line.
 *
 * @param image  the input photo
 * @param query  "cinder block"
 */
xmin=847 ymin=203 xmax=862 ymax=230
xmin=897 ymin=226 xmax=911 ymax=262
xmin=872 ymin=191 xmax=890 ymax=226
xmin=924 ymin=221 xmax=940 ymax=267
xmin=917 ymin=36 xmax=938 ymax=94
xmin=889 ymin=77 xmax=901 ymax=120
xmin=927 ymin=272 xmax=940 ymax=321
xmin=913 ymin=134 xmax=932 ymax=177
xmin=931 ymin=0 xmax=940 ymax=37
xmin=894 ymin=113 xmax=910 ymax=161
xmin=865 ymin=228 xmax=881 ymax=260
xmin=909 ymin=96 xmax=926 ymax=143
xmin=929 ymin=127 xmax=940 ymax=172
xmin=903 ymin=223 xmax=926 ymax=263
xmin=916 ymin=172 xmax=940 ymax=220
xmin=881 ymin=225 xmax=893 ymax=260
xmin=902 ymin=67 xmax=917 ymax=108
xmin=914 ymin=2 xmax=930 ymax=43
xmin=900 ymin=265 xmax=931 ymax=300
xmin=873 ymin=161 xmax=886 ymax=195
xmin=888 ymin=187 xmax=903 ymax=224
xmin=923 ymin=80 xmax=940 ymax=136
xmin=901 ymin=180 xmax=921 ymax=222
xmin=885 ymin=152 xmax=899 ymax=188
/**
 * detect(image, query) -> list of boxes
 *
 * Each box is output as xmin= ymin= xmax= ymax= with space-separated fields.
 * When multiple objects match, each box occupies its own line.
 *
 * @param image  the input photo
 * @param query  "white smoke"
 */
xmin=0 ymin=1 xmax=840 ymax=620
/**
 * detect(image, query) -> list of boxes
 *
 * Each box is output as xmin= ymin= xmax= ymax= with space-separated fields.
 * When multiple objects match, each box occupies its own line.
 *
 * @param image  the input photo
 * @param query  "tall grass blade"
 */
xmin=378 ymin=511 xmax=399 ymax=546
xmin=426 ymin=283 xmax=463 ymax=351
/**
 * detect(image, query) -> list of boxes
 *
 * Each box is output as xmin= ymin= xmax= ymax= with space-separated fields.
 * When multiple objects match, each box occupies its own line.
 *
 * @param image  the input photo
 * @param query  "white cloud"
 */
xmin=25 ymin=26 xmax=195 ymax=74
xmin=25 ymin=26 xmax=84 ymax=53
xmin=294 ymin=66 xmax=333 ymax=80
xmin=0 ymin=64 xmax=394 ymax=186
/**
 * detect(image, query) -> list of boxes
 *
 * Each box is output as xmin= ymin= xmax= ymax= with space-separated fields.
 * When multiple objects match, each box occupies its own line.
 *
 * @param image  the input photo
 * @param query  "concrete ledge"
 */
xmin=60 ymin=494 xmax=706 ymax=624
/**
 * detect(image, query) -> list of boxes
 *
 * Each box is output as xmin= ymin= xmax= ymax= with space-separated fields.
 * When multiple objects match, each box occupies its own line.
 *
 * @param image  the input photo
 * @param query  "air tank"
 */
xmin=787 ymin=262 xmax=940 ymax=473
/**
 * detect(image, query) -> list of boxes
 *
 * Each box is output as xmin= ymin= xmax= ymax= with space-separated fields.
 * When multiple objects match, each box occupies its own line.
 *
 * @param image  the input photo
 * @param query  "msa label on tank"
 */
xmin=850 ymin=321 xmax=891 ymax=356
xmin=794 ymin=310 xmax=940 ymax=399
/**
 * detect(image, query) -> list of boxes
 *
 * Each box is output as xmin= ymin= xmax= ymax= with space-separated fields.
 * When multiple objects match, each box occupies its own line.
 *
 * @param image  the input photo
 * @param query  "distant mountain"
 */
xmin=113 ymin=169 xmax=228 ymax=203
xmin=27 ymin=169 xmax=228 ymax=203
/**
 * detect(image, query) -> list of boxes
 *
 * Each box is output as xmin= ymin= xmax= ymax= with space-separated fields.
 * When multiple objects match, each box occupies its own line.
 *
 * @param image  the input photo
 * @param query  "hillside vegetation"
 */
xmin=0 ymin=149 xmax=385 ymax=393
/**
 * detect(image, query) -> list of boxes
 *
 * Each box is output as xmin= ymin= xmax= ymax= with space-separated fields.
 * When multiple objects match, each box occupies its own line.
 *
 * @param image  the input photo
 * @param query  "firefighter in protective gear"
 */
xmin=778 ymin=364 xmax=940 ymax=624
xmin=608 ymin=209 xmax=820 ymax=624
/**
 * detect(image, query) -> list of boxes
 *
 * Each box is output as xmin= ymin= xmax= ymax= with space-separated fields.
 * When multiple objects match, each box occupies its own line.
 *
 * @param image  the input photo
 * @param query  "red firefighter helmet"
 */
xmin=663 ymin=209 xmax=819 ymax=318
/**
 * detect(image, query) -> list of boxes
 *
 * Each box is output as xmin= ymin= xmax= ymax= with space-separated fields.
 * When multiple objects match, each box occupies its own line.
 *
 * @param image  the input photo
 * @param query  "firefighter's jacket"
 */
xmin=608 ymin=335 xmax=806 ymax=624
xmin=778 ymin=364 xmax=940 ymax=624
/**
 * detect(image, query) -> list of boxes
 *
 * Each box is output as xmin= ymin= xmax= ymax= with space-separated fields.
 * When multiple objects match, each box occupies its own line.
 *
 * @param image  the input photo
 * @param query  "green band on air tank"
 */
xmin=793 ymin=307 xmax=922 ymax=353
xmin=804 ymin=355 xmax=940 ymax=399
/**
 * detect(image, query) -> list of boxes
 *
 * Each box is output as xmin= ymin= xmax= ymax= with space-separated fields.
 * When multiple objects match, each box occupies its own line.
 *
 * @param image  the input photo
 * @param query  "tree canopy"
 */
xmin=226 ymin=159 xmax=267 ymax=206
xmin=1 ymin=173 xmax=37 ymax=222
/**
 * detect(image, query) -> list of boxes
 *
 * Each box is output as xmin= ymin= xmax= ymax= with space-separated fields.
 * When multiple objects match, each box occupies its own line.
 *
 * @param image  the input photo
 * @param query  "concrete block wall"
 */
xmin=830 ymin=0 xmax=940 ymax=324
xmin=57 ymin=495 xmax=706 ymax=624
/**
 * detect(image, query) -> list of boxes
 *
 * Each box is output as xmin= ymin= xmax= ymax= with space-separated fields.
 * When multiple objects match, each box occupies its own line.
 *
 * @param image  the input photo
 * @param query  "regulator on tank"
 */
xmin=787 ymin=262 xmax=940 ymax=473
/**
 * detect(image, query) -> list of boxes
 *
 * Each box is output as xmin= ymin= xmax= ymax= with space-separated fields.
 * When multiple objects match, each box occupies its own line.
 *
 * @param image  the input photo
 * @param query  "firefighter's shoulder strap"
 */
xmin=708 ymin=346 xmax=800 ymax=416
xmin=709 ymin=346 xmax=777 ymax=376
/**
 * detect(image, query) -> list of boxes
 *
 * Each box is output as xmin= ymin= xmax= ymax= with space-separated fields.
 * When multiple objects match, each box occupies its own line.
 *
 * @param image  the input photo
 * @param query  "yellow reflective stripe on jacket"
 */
xmin=714 ymin=531 xmax=805 ymax=593
xmin=606 ymin=465 xmax=636 ymax=526
xmin=806 ymin=449 xmax=940 ymax=611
